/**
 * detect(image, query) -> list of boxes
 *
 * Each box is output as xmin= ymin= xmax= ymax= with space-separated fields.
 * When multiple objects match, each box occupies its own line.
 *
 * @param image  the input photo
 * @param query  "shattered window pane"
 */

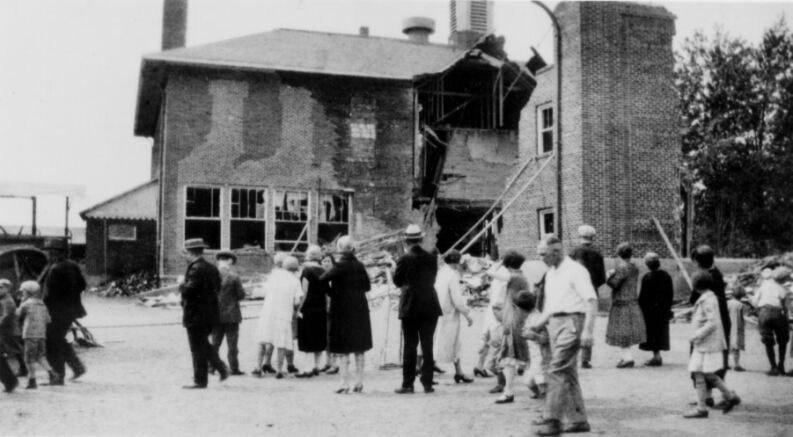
xmin=318 ymin=193 xmax=351 ymax=245
xmin=186 ymin=187 xmax=220 ymax=218
xmin=185 ymin=187 xmax=221 ymax=249
xmin=274 ymin=190 xmax=308 ymax=251
xmin=231 ymin=188 xmax=265 ymax=249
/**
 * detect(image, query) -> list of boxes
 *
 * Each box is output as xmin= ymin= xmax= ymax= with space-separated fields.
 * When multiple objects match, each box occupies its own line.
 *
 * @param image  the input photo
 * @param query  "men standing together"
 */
xmin=570 ymin=225 xmax=605 ymax=369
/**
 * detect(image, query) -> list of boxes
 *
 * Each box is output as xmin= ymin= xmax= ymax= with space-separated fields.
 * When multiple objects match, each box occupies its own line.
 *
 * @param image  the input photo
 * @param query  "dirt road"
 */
xmin=3 ymin=295 xmax=793 ymax=436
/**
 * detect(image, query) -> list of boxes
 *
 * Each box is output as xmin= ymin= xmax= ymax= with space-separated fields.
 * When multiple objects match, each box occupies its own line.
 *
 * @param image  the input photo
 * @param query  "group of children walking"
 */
xmin=0 ymin=279 xmax=52 ymax=391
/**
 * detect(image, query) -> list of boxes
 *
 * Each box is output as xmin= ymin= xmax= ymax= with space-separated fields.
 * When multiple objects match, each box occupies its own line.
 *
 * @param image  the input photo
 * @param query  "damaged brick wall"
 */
xmin=501 ymin=1 xmax=680 ymax=258
xmin=85 ymin=219 xmax=156 ymax=281
xmin=159 ymin=68 xmax=414 ymax=277
xmin=438 ymin=129 xmax=519 ymax=202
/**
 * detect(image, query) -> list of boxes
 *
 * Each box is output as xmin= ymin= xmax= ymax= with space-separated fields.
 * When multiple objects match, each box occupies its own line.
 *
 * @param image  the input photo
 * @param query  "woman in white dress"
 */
xmin=434 ymin=250 xmax=474 ymax=383
xmin=252 ymin=254 xmax=303 ymax=378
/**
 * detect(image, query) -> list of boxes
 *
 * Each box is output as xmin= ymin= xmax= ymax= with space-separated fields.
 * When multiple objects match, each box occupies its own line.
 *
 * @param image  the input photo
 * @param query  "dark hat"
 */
xmin=513 ymin=289 xmax=536 ymax=312
xmin=184 ymin=238 xmax=208 ymax=251
xmin=43 ymin=239 xmax=67 ymax=251
xmin=215 ymin=250 xmax=237 ymax=263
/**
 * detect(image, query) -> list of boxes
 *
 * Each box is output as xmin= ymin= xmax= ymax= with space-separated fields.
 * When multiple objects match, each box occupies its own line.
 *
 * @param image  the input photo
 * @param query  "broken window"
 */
xmin=537 ymin=104 xmax=554 ymax=155
xmin=185 ymin=187 xmax=221 ymax=249
xmin=230 ymin=188 xmax=265 ymax=249
xmin=274 ymin=190 xmax=309 ymax=252
xmin=538 ymin=208 xmax=555 ymax=239
xmin=318 ymin=192 xmax=351 ymax=246
xmin=349 ymin=97 xmax=376 ymax=159
xmin=108 ymin=223 xmax=137 ymax=241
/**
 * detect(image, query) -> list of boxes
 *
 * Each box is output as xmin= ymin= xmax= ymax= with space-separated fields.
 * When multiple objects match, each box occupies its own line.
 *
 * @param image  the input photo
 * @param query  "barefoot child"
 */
xmin=15 ymin=281 xmax=52 ymax=389
xmin=726 ymin=284 xmax=746 ymax=372
xmin=684 ymin=272 xmax=741 ymax=418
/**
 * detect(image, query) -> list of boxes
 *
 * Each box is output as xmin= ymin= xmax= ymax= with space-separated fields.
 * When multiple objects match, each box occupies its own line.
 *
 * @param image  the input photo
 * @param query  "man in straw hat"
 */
xmin=393 ymin=225 xmax=443 ymax=394
xmin=180 ymin=238 xmax=229 ymax=388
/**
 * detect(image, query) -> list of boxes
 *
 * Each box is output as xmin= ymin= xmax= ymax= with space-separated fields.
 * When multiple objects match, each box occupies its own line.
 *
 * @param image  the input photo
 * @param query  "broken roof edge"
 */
xmin=79 ymin=180 xmax=158 ymax=221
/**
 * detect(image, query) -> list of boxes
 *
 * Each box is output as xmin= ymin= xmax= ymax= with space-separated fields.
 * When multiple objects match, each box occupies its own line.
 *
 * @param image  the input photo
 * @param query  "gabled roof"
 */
xmin=135 ymin=29 xmax=467 ymax=136
xmin=80 ymin=180 xmax=158 ymax=221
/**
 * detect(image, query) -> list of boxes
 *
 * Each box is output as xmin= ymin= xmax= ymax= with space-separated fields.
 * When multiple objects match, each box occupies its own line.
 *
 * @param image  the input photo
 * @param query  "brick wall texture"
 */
xmin=501 ymin=1 xmax=680 ymax=258
xmin=159 ymin=69 xmax=414 ymax=277
xmin=85 ymin=219 xmax=157 ymax=280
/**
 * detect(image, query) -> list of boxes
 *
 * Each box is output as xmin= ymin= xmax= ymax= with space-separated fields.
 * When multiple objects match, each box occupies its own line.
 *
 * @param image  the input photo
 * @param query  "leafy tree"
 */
xmin=676 ymin=19 xmax=793 ymax=256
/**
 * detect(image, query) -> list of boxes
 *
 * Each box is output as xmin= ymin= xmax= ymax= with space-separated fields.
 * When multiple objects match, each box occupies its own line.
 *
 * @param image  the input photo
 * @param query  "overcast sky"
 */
xmin=1 ymin=0 xmax=791 ymax=230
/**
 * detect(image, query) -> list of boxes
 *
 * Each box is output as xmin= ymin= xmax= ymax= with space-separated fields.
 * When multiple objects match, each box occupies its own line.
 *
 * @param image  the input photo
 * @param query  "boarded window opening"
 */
xmin=318 ymin=193 xmax=351 ymax=245
xmin=349 ymin=97 xmax=376 ymax=159
xmin=274 ymin=190 xmax=308 ymax=252
xmin=231 ymin=188 xmax=265 ymax=249
xmin=108 ymin=223 xmax=137 ymax=241
xmin=185 ymin=187 xmax=221 ymax=249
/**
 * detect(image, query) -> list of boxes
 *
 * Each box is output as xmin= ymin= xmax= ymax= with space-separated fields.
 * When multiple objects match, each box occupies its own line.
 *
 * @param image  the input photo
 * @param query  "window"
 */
xmin=537 ymin=104 xmax=554 ymax=155
xmin=538 ymin=208 xmax=555 ymax=239
xmin=318 ymin=193 xmax=351 ymax=245
xmin=108 ymin=223 xmax=137 ymax=241
xmin=274 ymin=190 xmax=309 ymax=252
xmin=185 ymin=187 xmax=221 ymax=249
xmin=230 ymin=188 xmax=265 ymax=249
xmin=350 ymin=96 xmax=376 ymax=159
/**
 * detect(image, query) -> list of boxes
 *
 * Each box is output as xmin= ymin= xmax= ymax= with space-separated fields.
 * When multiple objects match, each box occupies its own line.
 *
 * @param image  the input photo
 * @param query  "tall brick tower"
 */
xmin=501 ymin=1 xmax=680 ymax=257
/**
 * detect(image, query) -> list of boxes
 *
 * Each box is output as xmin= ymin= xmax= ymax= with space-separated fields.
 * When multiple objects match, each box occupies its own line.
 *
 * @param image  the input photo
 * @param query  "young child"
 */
xmin=15 ymin=281 xmax=52 ymax=389
xmin=684 ymin=272 xmax=741 ymax=418
xmin=726 ymin=284 xmax=746 ymax=372
xmin=0 ymin=278 xmax=20 ymax=393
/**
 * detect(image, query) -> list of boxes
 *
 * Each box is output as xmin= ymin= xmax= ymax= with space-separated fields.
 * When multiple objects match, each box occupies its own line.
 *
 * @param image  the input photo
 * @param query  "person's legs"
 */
xmin=186 ymin=326 xmax=209 ymax=387
xmin=45 ymin=318 xmax=71 ymax=382
xmin=205 ymin=328 xmax=228 ymax=378
xmin=401 ymin=319 xmax=420 ymax=388
xmin=417 ymin=317 xmax=438 ymax=389
xmin=732 ymin=350 xmax=743 ymax=370
xmin=275 ymin=348 xmax=286 ymax=375
xmin=475 ymin=328 xmax=491 ymax=373
xmin=501 ymin=364 xmax=516 ymax=399
xmin=0 ymin=354 xmax=17 ymax=392
xmin=226 ymin=323 xmax=241 ymax=373
xmin=580 ymin=344 xmax=592 ymax=367
xmin=620 ymin=346 xmax=634 ymax=363
xmin=338 ymin=354 xmax=351 ymax=390
xmin=544 ymin=315 xmax=588 ymax=425
xmin=354 ymin=353 xmax=365 ymax=388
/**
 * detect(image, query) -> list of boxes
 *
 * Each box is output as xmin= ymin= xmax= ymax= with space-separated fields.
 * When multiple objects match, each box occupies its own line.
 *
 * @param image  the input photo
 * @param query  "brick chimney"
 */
xmin=402 ymin=17 xmax=435 ymax=43
xmin=162 ymin=0 xmax=187 ymax=50
xmin=449 ymin=0 xmax=493 ymax=48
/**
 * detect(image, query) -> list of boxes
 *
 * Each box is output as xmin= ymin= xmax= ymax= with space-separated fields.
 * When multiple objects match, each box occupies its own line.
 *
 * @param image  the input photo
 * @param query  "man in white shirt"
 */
xmin=752 ymin=268 xmax=790 ymax=375
xmin=529 ymin=237 xmax=597 ymax=436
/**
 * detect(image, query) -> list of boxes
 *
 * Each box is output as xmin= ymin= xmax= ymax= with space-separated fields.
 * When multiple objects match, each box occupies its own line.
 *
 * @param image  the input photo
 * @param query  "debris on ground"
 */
xmin=90 ymin=270 xmax=158 ymax=297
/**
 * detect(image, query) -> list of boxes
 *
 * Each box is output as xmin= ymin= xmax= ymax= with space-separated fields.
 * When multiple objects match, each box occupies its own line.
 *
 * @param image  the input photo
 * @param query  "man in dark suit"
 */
xmin=393 ymin=225 xmax=443 ymax=394
xmin=40 ymin=239 xmax=87 ymax=386
xmin=569 ymin=225 xmax=605 ymax=369
xmin=180 ymin=238 xmax=228 ymax=389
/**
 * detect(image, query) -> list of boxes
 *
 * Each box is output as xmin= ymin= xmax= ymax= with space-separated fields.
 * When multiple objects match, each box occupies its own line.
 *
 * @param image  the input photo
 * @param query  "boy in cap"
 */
xmin=0 ymin=279 xmax=19 ymax=392
xmin=15 ymin=281 xmax=52 ymax=389
xmin=212 ymin=250 xmax=246 ymax=376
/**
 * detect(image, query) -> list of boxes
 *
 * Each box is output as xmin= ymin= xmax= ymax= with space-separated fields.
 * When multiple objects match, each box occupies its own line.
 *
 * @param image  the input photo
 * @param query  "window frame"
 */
xmin=536 ymin=103 xmax=554 ymax=156
xmin=317 ymin=191 xmax=353 ymax=244
xmin=537 ymin=207 xmax=555 ymax=240
xmin=183 ymin=185 xmax=222 ymax=250
xmin=229 ymin=186 xmax=267 ymax=250
xmin=273 ymin=189 xmax=310 ymax=251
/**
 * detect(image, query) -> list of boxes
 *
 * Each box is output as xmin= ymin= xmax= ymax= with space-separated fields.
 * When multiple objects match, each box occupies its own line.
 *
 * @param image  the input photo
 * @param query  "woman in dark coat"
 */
xmin=296 ymin=245 xmax=329 ymax=377
xmin=638 ymin=252 xmax=674 ymax=366
xmin=320 ymin=236 xmax=372 ymax=394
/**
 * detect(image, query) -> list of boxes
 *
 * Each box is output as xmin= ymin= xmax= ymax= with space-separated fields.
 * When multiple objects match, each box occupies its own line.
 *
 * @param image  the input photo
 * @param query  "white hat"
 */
xmin=404 ymin=224 xmax=424 ymax=240
xmin=577 ymin=225 xmax=596 ymax=239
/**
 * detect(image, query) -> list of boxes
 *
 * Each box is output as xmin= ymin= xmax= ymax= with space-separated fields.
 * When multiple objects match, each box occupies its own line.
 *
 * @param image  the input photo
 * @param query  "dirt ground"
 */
xmin=3 ymin=295 xmax=793 ymax=437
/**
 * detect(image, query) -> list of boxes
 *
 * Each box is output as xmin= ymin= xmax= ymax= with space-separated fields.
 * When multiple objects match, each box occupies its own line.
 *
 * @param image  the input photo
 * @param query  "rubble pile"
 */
xmin=90 ymin=270 xmax=158 ymax=297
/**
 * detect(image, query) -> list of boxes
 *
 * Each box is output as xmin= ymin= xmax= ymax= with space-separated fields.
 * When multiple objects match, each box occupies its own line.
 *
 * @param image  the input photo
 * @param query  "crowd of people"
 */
xmin=3 ymin=222 xmax=793 ymax=436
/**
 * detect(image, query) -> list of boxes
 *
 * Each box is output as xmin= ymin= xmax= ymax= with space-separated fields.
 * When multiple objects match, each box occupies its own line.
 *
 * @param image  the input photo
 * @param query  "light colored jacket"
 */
xmin=691 ymin=290 xmax=727 ymax=352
